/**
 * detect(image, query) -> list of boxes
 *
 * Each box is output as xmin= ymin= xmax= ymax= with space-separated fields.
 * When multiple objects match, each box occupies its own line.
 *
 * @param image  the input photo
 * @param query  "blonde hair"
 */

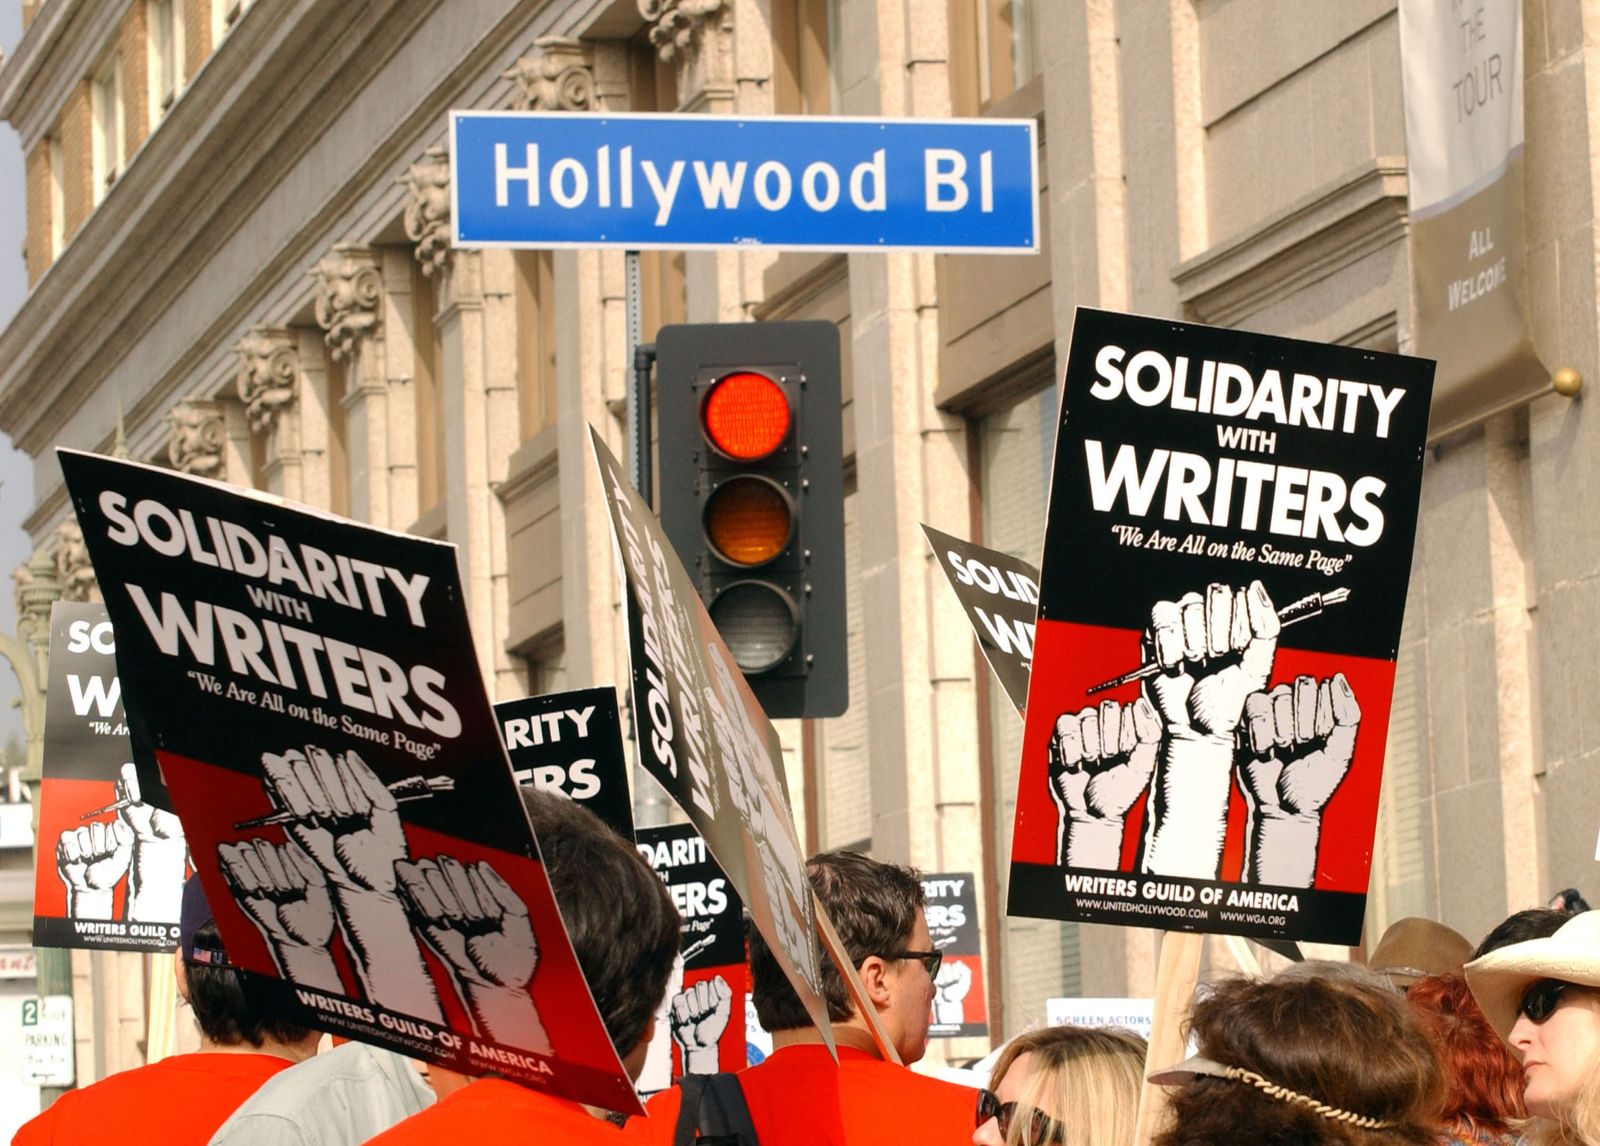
xmin=986 ymin=1026 xmax=1146 ymax=1146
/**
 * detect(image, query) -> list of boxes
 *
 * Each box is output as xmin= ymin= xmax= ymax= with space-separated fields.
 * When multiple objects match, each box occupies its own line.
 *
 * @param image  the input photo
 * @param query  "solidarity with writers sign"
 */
xmin=923 ymin=525 xmax=1038 ymax=718
xmin=33 ymin=603 xmax=187 ymax=952
xmin=56 ymin=450 xmax=640 ymax=1114
xmin=497 ymin=688 xmax=633 ymax=841
xmin=635 ymin=823 xmax=747 ymax=1095
xmin=1010 ymin=309 xmax=1432 ymax=945
xmin=921 ymin=872 xmax=987 ymax=1040
xmin=590 ymin=427 xmax=835 ymax=1055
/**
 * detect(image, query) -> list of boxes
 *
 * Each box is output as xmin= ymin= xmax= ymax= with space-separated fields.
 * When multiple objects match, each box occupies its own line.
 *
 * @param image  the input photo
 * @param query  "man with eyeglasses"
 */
xmin=636 ymin=850 xmax=975 ymax=1145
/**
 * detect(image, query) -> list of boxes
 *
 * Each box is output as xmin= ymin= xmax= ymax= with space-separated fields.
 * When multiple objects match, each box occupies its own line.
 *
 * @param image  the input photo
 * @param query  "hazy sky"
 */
xmin=1 ymin=6 xmax=40 ymax=746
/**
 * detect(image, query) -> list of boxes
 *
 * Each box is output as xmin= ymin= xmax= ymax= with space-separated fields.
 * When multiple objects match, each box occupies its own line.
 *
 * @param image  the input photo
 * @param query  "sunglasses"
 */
xmin=878 ymin=949 xmax=943 ymax=976
xmin=975 ymin=1088 xmax=1064 ymax=1145
xmin=1518 ymin=979 xmax=1592 ymax=1024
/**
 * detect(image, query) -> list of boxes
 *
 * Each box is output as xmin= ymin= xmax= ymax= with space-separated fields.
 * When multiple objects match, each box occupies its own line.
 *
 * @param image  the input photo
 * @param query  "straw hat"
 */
xmin=1463 ymin=910 xmax=1600 ymax=1041
xmin=1367 ymin=916 xmax=1472 ymax=989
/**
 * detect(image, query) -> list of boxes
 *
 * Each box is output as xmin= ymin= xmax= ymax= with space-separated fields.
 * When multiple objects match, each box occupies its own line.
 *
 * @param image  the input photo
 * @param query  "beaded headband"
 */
xmin=1148 ymin=1055 xmax=1394 ymax=1130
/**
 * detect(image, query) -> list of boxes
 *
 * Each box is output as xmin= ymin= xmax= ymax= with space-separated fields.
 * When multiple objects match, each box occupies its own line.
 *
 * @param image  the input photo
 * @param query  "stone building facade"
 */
xmin=2 ymin=0 xmax=1598 ymax=1087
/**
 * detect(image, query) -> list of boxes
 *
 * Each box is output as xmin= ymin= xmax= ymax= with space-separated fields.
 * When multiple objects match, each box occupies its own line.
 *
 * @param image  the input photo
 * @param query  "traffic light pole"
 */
xmin=623 ymin=250 xmax=668 ymax=828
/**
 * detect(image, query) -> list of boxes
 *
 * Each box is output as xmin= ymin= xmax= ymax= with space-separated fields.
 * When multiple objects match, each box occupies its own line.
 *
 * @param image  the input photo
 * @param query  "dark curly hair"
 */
xmin=520 ymin=788 xmax=680 ymax=1056
xmin=1154 ymin=974 xmax=1442 ymax=1146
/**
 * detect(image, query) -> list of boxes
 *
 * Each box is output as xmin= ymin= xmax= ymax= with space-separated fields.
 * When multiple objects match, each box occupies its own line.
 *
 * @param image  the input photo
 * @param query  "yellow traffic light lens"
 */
xmin=710 ymin=581 xmax=798 ymax=673
xmin=703 ymin=372 xmax=790 ymax=460
xmin=704 ymin=476 xmax=794 ymax=567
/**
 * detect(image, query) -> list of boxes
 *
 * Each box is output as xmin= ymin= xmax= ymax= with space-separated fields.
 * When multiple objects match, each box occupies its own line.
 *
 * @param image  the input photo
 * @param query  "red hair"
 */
xmin=1405 ymin=973 xmax=1526 ymax=1134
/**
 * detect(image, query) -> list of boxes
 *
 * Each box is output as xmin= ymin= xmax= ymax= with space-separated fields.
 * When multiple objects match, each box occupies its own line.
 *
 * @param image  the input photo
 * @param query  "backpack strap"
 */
xmin=672 ymin=1072 xmax=759 ymax=1146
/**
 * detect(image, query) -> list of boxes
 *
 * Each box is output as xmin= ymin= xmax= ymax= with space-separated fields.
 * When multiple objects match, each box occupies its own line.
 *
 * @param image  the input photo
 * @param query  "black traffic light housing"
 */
xmin=656 ymin=321 xmax=847 ymax=719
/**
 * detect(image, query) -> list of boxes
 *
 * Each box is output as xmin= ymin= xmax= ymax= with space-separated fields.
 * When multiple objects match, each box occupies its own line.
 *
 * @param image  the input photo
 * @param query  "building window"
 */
xmin=215 ymin=0 xmax=253 ymax=41
xmin=772 ymin=0 xmax=839 ymax=116
xmin=91 ymin=51 xmax=125 ymax=203
xmin=979 ymin=381 xmax=1078 ymax=1030
xmin=514 ymin=251 xmax=557 ymax=441
xmin=950 ymin=0 xmax=1041 ymax=115
xmin=148 ymin=0 xmax=184 ymax=122
xmin=48 ymin=135 xmax=65 ymax=257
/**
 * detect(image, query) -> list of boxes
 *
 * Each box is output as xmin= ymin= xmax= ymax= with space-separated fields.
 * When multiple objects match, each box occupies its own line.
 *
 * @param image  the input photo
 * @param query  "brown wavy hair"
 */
xmin=1154 ymin=975 xmax=1442 ymax=1145
xmin=1405 ymin=973 xmax=1525 ymax=1136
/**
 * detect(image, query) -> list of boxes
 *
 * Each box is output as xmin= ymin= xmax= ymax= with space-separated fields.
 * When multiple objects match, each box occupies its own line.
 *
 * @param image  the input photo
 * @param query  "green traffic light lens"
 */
xmin=709 ymin=581 xmax=798 ymax=673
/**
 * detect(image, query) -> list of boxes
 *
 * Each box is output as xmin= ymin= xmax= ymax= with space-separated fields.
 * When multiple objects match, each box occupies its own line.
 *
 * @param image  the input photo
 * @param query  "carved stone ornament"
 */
xmin=234 ymin=327 xmax=299 ymax=434
xmin=311 ymin=245 xmax=383 ymax=364
xmin=400 ymin=146 xmax=452 ymax=277
xmin=504 ymin=37 xmax=596 ymax=111
xmin=53 ymin=521 xmax=96 ymax=603
xmin=167 ymin=397 xmax=227 ymax=476
xmin=639 ymin=0 xmax=726 ymax=62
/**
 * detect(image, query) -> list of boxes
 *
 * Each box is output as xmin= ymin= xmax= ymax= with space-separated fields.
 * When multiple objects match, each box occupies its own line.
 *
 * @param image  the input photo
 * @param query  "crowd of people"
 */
xmin=12 ymin=791 xmax=1600 ymax=1145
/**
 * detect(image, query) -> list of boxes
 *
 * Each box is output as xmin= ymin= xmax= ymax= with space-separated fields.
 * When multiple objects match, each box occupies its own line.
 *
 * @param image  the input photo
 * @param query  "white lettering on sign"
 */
xmin=500 ymin=706 xmax=597 ymax=749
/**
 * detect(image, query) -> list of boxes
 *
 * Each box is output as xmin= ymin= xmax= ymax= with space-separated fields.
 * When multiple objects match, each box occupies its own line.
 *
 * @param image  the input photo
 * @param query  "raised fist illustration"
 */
xmin=932 ymin=959 xmax=972 ymax=1026
xmin=1140 ymin=581 xmax=1280 ymax=880
xmin=670 ymin=975 xmax=732 ymax=1076
xmin=261 ymin=746 xmax=405 ymax=896
xmin=1237 ymin=673 xmax=1361 ymax=888
xmin=1143 ymin=580 xmax=1279 ymax=737
xmin=219 ymin=838 xmax=342 ymax=989
xmin=397 ymin=856 xmax=548 ymax=1052
xmin=58 ymin=819 xmax=133 ymax=920
xmin=1048 ymin=698 xmax=1160 ymax=868
xmin=116 ymin=762 xmax=186 ymax=923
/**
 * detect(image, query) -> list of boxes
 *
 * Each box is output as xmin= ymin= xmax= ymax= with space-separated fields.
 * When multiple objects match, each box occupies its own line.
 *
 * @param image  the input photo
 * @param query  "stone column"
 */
xmin=312 ymin=244 xmax=387 ymax=525
xmin=234 ymin=326 xmax=302 ymax=501
xmin=433 ymin=250 xmax=496 ymax=686
xmin=292 ymin=329 xmax=333 ymax=511
xmin=641 ymin=0 xmax=751 ymax=322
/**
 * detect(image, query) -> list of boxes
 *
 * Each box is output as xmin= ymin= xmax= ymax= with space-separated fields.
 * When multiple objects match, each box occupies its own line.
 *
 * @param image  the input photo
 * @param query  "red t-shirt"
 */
xmin=370 ymin=1079 xmax=633 ymax=1143
xmin=12 ymin=1052 xmax=295 ymax=1146
xmin=634 ymin=1044 xmax=976 ymax=1146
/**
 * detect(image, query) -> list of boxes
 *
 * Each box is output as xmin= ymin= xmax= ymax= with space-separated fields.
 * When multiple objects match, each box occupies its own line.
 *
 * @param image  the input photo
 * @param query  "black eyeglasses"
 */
xmin=1519 ymin=979 xmax=1590 ymax=1024
xmin=877 ymin=949 xmax=942 ymax=976
xmin=975 ymin=1088 xmax=1064 ymax=1145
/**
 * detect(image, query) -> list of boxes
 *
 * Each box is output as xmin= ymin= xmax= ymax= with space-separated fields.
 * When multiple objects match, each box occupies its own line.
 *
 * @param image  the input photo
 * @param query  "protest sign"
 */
xmin=57 ymin=450 xmax=640 ymax=1114
xmin=590 ymin=426 xmax=837 ymax=1056
xmin=1045 ymin=996 xmax=1155 ymax=1041
xmin=497 ymin=688 xmax=633 ymax=840
xmin=924 ymin=525 xmax=1037 ymax=718
xmin=1010 ymin=309 xmax=1431 ymax=946
xmin=634 ymin=823 xmax=747 ymax=1094
xmin=921 ymin=871 xmax=987 ymax=1039
xmin=32 ymin=602 xmax=187 ymax=951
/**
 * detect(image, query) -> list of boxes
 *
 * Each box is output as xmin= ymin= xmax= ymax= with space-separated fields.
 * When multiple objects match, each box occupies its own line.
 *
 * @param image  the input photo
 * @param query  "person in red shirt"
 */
xmin=13 ymin=875 xmax=319 ymax=1146
xmin=369 ymin=789 xmax=682 ymax=1143
xmin=638 ymin=851 xmax=977 ymax=1146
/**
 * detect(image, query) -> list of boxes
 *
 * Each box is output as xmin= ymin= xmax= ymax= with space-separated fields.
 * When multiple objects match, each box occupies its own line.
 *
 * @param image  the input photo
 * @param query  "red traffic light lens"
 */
xmin=702 ymin=372 xmax=790 ymax=460
xmin=704 ymin=476 xmax=794 ymax=567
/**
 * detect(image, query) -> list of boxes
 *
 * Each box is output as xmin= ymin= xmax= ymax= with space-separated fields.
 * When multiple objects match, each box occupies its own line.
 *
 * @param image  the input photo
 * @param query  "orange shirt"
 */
xmin=370 ymin=1078 xmax=633 ymax=1143
xmin=12 ymin=1052 xmax=295 ymax=1146
xmin=635 ymin=1041 xmax=976 ymax=1146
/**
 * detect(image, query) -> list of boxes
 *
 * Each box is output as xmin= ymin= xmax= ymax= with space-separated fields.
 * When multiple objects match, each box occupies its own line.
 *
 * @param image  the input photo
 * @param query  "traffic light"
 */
xmin=656 ymin=321 xmax=847 ymax=719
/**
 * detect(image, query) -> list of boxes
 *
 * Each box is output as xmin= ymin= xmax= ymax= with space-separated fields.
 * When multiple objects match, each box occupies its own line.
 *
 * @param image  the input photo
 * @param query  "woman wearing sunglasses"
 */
xmin=1465 ymin=911 xmax=1600 ymax=1145
xmin=972 ymin=1026 xmax=1144 ymax=1146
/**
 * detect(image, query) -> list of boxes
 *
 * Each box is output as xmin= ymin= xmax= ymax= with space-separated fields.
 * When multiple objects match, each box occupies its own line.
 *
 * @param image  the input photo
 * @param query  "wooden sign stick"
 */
xmin=145 ymin=952 xmax=177 ymax=1064
xmin=1131 ymin=931 xmax=1203 ymax=1146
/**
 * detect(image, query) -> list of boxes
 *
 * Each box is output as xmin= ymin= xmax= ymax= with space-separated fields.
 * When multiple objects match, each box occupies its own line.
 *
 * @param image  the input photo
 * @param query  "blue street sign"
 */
xmin=450 ymin=112 xmax=1038 ymax=254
